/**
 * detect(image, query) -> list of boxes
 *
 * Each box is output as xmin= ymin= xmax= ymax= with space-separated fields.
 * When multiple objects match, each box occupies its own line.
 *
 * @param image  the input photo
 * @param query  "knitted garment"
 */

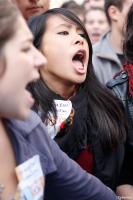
xmin=124 ymin=63 xmax=133 ymax=96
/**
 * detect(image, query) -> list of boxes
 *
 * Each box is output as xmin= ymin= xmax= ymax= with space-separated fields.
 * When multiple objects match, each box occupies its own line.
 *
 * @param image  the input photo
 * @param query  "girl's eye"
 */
xmin=58 ymin=31 xmax=69 ymax=35
xmin=22 ymin=47 xmax=31 ymax=53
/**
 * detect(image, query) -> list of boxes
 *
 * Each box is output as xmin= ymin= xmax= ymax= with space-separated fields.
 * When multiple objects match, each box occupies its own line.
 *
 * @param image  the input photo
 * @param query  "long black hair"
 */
xmin=28 ymin=8 xmax=127 ymax=151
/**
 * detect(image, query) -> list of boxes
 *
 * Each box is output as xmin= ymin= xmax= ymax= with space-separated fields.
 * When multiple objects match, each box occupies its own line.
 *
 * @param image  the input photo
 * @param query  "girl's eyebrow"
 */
xmin=56 ymin=23 xmax=72 ymax=29
xmin=56 ymin=23 xmax=83 ymax=32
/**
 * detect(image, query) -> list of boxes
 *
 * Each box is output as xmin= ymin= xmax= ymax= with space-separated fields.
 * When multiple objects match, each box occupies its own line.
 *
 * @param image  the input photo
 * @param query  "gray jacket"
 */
xmin=92 ymin=32 xmax=122 ymax=84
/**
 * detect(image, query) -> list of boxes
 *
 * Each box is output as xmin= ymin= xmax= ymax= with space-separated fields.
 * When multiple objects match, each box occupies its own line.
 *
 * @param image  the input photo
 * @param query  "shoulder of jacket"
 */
xmin=8 ymin=110 xmax=42 ymax=135
xmin=106 ymin=71 xmax=128 ymax=89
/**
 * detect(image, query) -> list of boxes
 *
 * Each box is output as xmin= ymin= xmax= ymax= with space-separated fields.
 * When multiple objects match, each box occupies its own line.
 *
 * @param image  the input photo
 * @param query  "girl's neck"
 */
xmin=43 ymin=77 xmax=77 ymax=100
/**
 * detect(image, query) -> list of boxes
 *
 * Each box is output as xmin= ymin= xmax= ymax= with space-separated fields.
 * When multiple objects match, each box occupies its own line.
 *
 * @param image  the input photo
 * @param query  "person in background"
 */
xmin=85 ymin=7 xmax=109 ymax=44
xmin=28 ymin=7 xmax=127 ymax=191
xmin=61 ymin=0 xmax=86 ymax=23
xmin=0 ymin=0 xmax=122 ymax=199
xmin=83 ymin=0 xmax=104 ymax=10
xmin=12 ymin=0 xmax=50 ymax=20
xmin=92 ymin=0 xmax=133 ymax=85
xmin=107 ymin=3 xmax=133 ymax=199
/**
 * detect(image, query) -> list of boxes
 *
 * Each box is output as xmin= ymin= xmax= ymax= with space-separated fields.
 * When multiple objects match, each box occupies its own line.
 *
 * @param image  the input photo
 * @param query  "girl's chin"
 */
xmin=75 ymin=76 xmax=86 ymax=84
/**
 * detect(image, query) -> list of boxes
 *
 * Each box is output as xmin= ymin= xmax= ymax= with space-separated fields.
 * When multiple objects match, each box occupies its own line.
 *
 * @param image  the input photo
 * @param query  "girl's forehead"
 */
xmin=46 ymin=14 xmax=83 ymax=31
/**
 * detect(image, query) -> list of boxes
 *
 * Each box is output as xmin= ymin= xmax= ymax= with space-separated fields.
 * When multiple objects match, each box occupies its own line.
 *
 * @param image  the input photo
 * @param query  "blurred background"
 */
xmin=50 ymin=0 xmax=84 ymax=8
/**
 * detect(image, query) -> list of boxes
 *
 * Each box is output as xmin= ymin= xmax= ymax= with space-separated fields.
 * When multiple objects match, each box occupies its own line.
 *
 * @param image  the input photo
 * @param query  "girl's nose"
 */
xmin=75 ymin=39 xmax=84 ymax=45
xmin=74 ymin=35 xmax=84 ymax=45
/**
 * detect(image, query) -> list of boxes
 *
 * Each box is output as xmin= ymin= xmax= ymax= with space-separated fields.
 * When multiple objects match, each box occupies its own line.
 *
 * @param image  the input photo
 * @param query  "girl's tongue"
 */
xmin=72 ymin=60 xmax=86 ymax=74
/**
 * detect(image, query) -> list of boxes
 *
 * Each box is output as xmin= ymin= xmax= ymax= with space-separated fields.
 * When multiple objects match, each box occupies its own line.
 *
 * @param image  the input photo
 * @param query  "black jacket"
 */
xmin=107 ymin=71 xmax=133 ymax=184
xmin=38 ymin=89 xmax=125 ymax=191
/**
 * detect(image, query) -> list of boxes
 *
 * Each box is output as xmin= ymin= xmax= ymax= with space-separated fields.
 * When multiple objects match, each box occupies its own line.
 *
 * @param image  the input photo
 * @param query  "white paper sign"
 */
xmin=46 ymin=100 xmax=72 ymax=139
xmin=15 ymin=155 xmax=44 ymax=200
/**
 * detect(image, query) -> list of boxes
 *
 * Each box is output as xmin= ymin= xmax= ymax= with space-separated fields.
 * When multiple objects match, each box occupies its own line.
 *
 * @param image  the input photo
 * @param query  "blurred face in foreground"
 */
xmin=0 ymin=16 xmax=46 ymax=119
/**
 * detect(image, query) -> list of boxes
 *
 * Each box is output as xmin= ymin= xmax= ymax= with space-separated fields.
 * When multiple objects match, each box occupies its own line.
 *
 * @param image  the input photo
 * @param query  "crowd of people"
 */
xmin=0 ymin=0 xmax=133 ymax=199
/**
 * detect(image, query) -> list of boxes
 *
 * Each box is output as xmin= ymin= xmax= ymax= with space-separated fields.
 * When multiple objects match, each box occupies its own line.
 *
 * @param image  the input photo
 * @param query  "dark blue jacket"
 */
xmin=6 ymin=111 xmax=118 ymax=200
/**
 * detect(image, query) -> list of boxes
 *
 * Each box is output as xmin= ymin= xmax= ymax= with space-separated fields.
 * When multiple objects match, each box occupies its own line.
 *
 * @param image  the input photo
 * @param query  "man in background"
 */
xmin=92 ymin=0 xmax=133 ymax=84
xmin=12 ymin=0 xmax=50 ymax=20
xmin=85 ymin=7 xmax=109 ymax=44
